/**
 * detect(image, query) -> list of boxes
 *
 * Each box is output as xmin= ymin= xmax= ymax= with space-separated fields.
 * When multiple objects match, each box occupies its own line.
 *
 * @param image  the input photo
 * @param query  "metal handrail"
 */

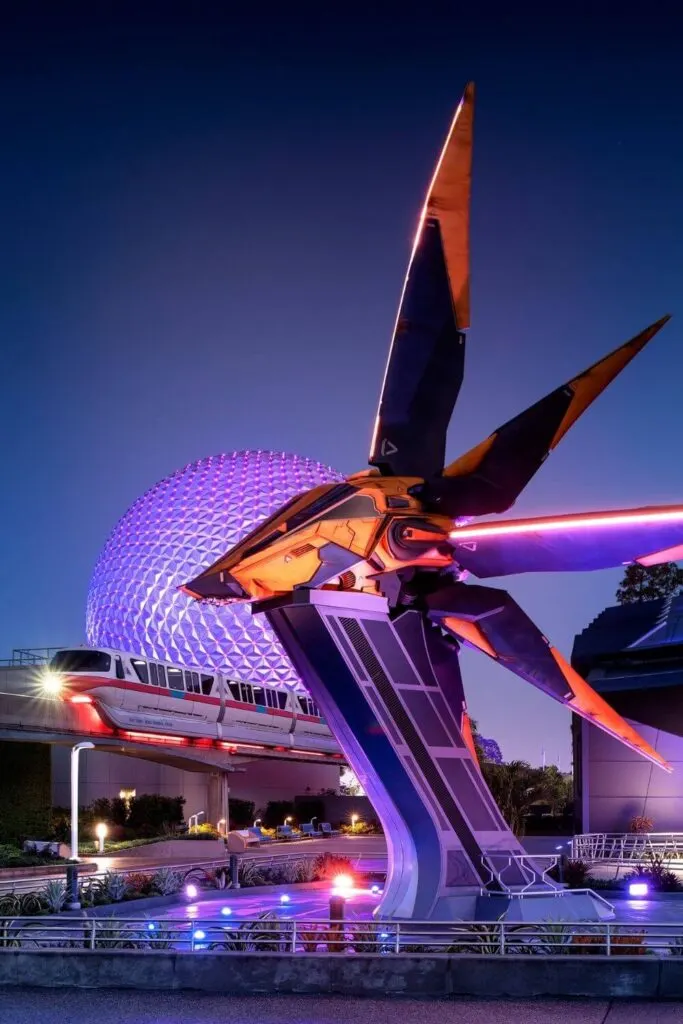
xmin=0 ymin=847 xmax=371 ymax=896
xmin=572 ymin=832 xmax=683 ymax=864
xmin=0 ymin=914 xmax=671 ymax=956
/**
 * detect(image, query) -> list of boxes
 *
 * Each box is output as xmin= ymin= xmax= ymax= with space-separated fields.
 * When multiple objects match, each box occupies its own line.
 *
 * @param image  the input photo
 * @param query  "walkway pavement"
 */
xmin=3 ymin=991 xmax=681 ymax=1023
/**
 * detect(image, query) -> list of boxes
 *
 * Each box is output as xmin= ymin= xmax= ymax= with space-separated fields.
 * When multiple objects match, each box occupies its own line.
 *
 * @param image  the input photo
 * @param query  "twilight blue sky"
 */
xmin=2 ymin=6 xmax=683 ymax=764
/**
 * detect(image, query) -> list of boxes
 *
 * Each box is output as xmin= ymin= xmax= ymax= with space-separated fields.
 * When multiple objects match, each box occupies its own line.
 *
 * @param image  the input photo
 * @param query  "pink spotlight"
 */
xmin=331 ymin=873 xmax=354 ymax=897
xmin=185 ymin=883 xmax=198 ymax=900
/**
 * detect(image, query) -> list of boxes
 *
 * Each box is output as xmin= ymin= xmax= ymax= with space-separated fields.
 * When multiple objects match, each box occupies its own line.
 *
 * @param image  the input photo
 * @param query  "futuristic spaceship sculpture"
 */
xmin=184 ymin=84 xmax=683 ymax=920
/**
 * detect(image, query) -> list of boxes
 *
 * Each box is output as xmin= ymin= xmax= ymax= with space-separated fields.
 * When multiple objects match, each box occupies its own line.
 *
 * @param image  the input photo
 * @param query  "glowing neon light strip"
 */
xmin=449 ymin=507 xmax=683 ymax=541
xmin=124 ymin=730 xmax=187 ymax=745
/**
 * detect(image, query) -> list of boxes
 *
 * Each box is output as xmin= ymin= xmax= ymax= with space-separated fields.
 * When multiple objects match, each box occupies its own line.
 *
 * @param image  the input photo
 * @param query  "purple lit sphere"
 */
xmin=86 ymin=450 xmax=343 ymax=688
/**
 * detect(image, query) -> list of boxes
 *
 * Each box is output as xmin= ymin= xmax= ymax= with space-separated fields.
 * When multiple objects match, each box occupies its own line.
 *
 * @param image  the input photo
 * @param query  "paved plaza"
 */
xmin=2 ymin=991 xmax=682 ymax=1023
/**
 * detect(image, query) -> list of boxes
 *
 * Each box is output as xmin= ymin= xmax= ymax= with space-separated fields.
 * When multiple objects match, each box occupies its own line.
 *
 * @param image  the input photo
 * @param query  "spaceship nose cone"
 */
xmin=181 ymin=570 xmax=248 ymax=602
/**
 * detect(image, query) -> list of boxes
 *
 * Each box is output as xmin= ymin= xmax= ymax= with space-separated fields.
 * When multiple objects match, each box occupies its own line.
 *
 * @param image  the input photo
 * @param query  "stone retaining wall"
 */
xmin=1 ymin=952 xmax=683 ymax=998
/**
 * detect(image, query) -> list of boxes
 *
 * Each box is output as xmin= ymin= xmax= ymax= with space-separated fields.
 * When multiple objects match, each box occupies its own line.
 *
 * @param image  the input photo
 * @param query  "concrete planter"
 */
xmin=0 ymin=952 xmax=680 ymax=998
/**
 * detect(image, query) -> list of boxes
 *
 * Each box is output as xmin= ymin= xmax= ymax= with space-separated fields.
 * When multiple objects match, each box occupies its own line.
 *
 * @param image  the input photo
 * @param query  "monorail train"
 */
xmin=43 ymin=647 xmax=340 ymax=756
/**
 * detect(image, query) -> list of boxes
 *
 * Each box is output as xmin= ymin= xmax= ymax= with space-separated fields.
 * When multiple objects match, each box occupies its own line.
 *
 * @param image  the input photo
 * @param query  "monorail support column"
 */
xmin=207 ymin=771 xmax=230 ymax=834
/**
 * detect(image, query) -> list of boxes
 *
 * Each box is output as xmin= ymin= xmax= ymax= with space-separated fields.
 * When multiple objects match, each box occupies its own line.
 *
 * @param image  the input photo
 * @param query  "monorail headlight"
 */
xmin=41 ymin=669 xmax=63 ymax=696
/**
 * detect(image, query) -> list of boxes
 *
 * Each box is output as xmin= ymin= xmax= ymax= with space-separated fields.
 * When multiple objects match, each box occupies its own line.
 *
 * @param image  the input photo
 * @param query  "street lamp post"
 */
xmin=67 ymin=741 xmax=94 ymax=910
xmin=70 ymin=742 xmax=94 ymax=861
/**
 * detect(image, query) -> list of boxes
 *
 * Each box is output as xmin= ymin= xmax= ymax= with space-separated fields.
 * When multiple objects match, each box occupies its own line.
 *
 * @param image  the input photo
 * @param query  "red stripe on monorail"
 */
xmin=60 ymin=675 xmax=324 ymax=722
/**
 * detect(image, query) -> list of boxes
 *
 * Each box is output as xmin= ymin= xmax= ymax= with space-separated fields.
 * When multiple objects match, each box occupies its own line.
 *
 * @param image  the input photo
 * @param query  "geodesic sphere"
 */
xmin=86 ymin=450 xmax=343 ymax=688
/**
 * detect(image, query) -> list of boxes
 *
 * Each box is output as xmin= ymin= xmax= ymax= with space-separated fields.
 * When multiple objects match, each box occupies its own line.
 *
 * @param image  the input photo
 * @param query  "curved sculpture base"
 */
xmin=478 ymin=889 xmax=615 ymax=923
xmin=260 ymin=589 xmax=547 ymax=921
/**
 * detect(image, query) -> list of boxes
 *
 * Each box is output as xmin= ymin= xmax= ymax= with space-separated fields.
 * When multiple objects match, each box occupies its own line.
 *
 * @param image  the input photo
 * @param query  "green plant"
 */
xmin=41 ymin=879 xmax=66 ymax=913
xmin=79 ymin=878 xmax=107 ymax=907
xmin=139 ymin=918 xmax=180 ymax=950
xmin=0 ymin=741 xmax=51 ymax=843
xmin=507 ymin=921 xmax=574 ymax=955
xmin=238 ymin=861 xmax=267 ymax=887
xmin=92 ymin=915 xmax=143 ymax=949
xmin=151 ymin=867 xmax=183 ymax=896
xmin=208 ymin=911 xmax=292 ymax=952
xmin=17 ymin=893 xmax=43 ymax=916
xmin=340 ymin=821 xmax=382 ymax=836
xmin=0 ymin=895 xmax=20 ymax=917
xmin=549 ymin=858 xmax=589 ymax=889
xmin=350 ymin=921 xmax=380 ymax=953
xmin=0 ymin=843 xmax=64 ymax=869
xmin=448 ymin=921 xmax=504 ymax=954
xmin=101 ymin=870 xmax=129 ymax=902
xmin=262 ymin=800 xmax=295 ymax=829
xmin=0 ymin=919 xmax=20 ymax=948
xmin=625 ymin=852 xmax=683 ymax=892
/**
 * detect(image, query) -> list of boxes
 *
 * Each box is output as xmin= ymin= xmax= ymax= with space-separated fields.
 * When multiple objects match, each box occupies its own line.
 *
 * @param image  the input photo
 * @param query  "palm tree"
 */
xmin=481 ymin=760 xmax=551 ymax=836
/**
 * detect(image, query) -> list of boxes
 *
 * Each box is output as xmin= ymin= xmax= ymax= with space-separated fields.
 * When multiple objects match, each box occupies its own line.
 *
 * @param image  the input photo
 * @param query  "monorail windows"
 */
xmin=157 ymin=665 xmax=167 ymax=688
xmin=264 ymin=688 xmax=289 ymax=710
xmin=168 ymin=667 xmax=183 ymax=689
xmin=200 ymin=675 xmax=213 ymax=696
xmin=131 ymin=659 xmax=149 ymax=684
xmin=115 ymin=657 xmax=125 ymax=680
xmin=50 ymin=650 xmax=111 ymax=673
xmin=240 ymin=683 xmax=253 ymax=704
xmin=252 ymin=687 xmax=265 ymax=706
xmin=149 ymin=663 xmax=158 ymax=685
xmin=228 ymin=682 xmax=241 ymax=701
xmin=298 ymin=696 xmax=320 ymax=717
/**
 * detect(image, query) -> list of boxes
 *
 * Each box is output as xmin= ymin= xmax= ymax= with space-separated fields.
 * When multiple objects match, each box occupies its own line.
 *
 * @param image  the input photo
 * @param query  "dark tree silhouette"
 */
xmin=616 ymin=562 xmax=683 ymax=604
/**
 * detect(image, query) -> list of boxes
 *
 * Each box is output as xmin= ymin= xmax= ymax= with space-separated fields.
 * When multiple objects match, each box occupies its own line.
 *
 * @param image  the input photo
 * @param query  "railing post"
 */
xmin=395 ymin=923 xmax=400 ymax=955
xmin=90 ymin=919 xmax=96 ymax=950
xmin=291 ymin=919 xmax=297 ymax=954
xmin=500 ymin=921 xmax=505 ymax=956
xmin=605 ymin=923 xmax=611 ymax=957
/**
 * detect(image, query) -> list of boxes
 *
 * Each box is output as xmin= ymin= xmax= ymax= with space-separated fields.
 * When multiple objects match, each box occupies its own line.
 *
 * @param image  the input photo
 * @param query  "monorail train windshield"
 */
xmin=50 ymin=650 xmax=111 ymax=673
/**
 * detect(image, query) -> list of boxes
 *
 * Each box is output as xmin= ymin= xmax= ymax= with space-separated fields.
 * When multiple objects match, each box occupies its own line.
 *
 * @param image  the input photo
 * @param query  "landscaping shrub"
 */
xmin=293 ymin=798 xmax=325 ymax=825
xmin=312 ymin=852 xmax=354 ymax=881
xmin=569 ymin=932 xmax=647 ymax=955
xmin=0 ymin=742 xmax=51 ymax=844
xmin=228 ymin=798 xmax=255 ymax=829
xmin=0 ymin=843 xmax=63 ymax=869
xmin=548 ymin=858 xmax=589 ymax=889
xmin=625 ymin=852 xmax=683 ymax=892
xmin=126 ymin=872 xmax=155 ymax=897
xmin=126 ymin=794 xmax=185 ymax=835
xmin=262 ymin=801 xmax=295 ymax=829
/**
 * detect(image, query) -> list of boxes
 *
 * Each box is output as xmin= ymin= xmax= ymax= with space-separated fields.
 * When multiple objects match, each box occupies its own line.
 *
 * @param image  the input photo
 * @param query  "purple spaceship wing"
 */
xmin=449 ymin=505 xmax=683 ymax=578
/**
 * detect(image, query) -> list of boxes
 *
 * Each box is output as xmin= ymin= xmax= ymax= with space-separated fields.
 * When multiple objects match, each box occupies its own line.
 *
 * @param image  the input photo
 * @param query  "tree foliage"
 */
xmin=616 ymin=562 xmax=683 ymax=604
xmin=481 ymin=760 xmax=572 ymax=836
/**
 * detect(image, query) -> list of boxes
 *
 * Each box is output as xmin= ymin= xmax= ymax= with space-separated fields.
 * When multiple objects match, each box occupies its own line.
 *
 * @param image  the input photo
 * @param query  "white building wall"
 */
xmin=51 ymin=747 xmax=339 ymax=818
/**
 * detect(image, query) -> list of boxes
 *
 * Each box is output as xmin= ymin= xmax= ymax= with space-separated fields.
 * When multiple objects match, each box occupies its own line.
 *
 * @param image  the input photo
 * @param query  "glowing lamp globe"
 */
xmin=86 ymin=450 xmax=343 ymax=688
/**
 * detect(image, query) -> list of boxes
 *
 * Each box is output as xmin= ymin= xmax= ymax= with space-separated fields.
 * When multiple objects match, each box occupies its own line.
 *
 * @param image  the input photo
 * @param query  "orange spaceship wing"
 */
xmin=370 ymin=84 xmax=474 ymax=479
xmin=427 ymin=582 xmax=670 ymax=772
xmin=423 ymin=316 xmax=670 ymax=516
